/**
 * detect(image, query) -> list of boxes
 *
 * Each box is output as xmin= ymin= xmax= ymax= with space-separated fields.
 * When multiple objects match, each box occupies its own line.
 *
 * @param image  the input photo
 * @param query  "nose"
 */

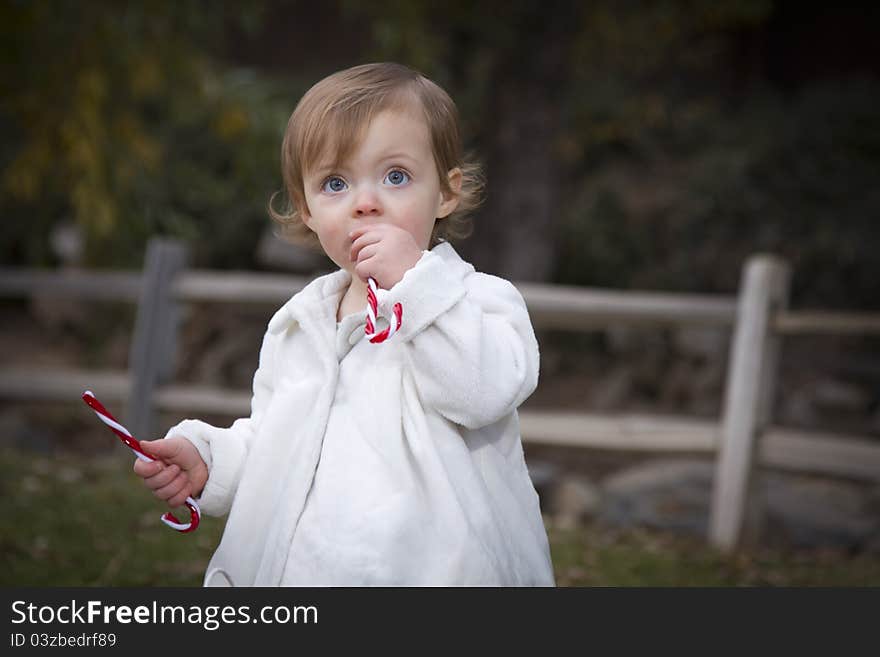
xmin=352 ymin=185 xmax=382 ymax=218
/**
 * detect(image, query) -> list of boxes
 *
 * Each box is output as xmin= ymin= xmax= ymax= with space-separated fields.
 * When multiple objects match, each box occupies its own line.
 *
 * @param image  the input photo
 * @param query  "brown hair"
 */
xmin=269 ymin=62 xmax=483 ymax=250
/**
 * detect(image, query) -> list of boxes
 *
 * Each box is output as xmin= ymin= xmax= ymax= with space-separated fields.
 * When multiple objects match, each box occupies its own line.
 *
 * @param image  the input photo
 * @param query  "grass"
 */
xmin=2 ymin=446 xmax=878 ymax=587
xmin=548 ymin=523 xmax=880 ymax=586
xmin=0 ymin=447 xmax=224 ymax=586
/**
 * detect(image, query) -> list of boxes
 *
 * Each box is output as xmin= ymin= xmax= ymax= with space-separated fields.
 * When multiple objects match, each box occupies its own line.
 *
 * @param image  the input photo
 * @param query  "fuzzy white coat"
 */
xmin=164 ymin=242 xmax=555 ymax=586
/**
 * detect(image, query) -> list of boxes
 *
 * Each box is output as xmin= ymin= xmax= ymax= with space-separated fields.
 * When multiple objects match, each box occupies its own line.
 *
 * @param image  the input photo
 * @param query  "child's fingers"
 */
xmin=138 ymin=439 xmax=173 ymax=459
xmin=143 ymin=464 xmax=180 ymax=490
xmin=167 ymin=486 xmax=192 ymax=509
xmin=348 ymin=224 xmax=381 ymax=241
xmin=139 ymin=437 xmax=188 ymax=463
xmin=132 ymin=459 xmax=163 ymax=478
xmin=153 ymin=473 xmax=186 ymax=502
xmin=349 ymin=230 xmax=382 ymax=262
xmin=355 ymin=243 xmax=379 ymax=263
xmin=354 ymin=257 xmax=378 ymax=282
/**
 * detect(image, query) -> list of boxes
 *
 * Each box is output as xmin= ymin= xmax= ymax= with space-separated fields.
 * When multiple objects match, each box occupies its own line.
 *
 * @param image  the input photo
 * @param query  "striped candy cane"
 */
xmin=364 ymin=276 xmax=402 ymax=343
xmin=81 ymin=391 xmax=200 ymax=533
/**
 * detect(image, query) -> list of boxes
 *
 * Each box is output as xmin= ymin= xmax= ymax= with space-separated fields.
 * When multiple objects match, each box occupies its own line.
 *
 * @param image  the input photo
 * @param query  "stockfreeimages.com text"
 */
xmin=11 ymin=599 xmax=317 ymax=631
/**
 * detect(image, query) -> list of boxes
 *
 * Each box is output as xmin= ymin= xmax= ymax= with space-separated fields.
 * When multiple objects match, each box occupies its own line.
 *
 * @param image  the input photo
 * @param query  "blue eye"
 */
xmin=322 ymin=176 xmax=347 ymax=193
xmin=384 ymin=169 xmax=410 ymax=186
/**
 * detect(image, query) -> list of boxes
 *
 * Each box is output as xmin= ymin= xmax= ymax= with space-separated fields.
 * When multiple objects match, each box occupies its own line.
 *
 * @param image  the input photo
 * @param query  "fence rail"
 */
xmin=2 ymin=239 xmax=880 ymax=552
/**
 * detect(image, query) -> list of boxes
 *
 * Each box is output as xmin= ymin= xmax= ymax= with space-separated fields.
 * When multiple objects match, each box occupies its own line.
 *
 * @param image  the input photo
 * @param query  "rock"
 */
xmin=763 ymin=476 xmax=880 ymax=550
xmin=551 ymin=474 xmax=602 ymax=529
xmin=600 ymin=459 xmax=713 ymax=536
xmin=598 ymin=458 xmax=880 ymax=550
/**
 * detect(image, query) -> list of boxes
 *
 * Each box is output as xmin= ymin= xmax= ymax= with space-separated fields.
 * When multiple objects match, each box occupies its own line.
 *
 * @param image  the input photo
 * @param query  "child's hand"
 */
xmin=349 ymin=224 xmax=424 ymax=289
xmin=133 ymin=437 xmax=208 ymax=508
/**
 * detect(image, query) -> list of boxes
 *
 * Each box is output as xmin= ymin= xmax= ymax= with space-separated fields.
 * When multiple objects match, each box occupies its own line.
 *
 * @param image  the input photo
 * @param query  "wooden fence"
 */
xmin=2 ymin=237 xmax=880 ymax=552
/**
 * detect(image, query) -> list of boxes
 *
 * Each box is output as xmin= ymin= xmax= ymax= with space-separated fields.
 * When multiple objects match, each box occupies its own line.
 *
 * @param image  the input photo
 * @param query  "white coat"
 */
xmin=163 ymin=241 xmax=555 ymax=586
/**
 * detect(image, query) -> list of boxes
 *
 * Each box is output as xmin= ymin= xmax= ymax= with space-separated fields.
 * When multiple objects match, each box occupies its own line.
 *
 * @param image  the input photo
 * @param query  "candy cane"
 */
xmin=364 ymin=276 xmax=402 ymax=343
xmin=81 ymin=391 xmax=200 ymax=533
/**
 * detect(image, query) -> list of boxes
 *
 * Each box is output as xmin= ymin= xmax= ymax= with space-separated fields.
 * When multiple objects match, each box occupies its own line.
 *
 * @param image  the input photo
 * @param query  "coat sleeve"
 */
xmin=161 ymin=326 xmax=277 ymax=516
xmin=384 ymin=250 xmax=539 ymax=430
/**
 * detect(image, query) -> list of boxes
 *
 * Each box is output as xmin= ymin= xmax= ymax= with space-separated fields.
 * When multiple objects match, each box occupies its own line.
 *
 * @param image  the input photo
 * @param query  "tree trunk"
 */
xmin=458 ymin=7 xmax=574 ymax=283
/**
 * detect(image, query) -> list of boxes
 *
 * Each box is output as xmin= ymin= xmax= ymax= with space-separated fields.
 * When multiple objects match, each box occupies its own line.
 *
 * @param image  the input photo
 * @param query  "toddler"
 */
xmin=134 ymin=62 xmax=555 ymax=586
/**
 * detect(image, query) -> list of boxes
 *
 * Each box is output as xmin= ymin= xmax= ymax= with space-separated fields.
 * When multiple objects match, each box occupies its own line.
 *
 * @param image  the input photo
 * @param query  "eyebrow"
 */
xmin=310 ymin=152 xmax=419 ymax=178
xmin=377 ymin=152 xmax=419 ymax=165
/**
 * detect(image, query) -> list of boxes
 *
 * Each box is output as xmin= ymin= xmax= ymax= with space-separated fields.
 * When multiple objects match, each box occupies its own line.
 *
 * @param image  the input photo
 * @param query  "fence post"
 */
xmin=709 ymin=254 xmax=790 ymax=552
xmin=127 ymin=238 xmax=188 ymax=439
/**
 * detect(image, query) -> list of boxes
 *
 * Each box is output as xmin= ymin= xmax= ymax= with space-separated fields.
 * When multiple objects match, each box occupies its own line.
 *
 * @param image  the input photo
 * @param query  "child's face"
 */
xmin=301 ymin=108 xmax=459 ymax=274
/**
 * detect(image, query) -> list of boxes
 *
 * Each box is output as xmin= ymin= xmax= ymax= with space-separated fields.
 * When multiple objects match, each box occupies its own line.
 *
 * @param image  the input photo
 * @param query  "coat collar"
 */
xmin=266 ymin=241 xmax=473 ymax=337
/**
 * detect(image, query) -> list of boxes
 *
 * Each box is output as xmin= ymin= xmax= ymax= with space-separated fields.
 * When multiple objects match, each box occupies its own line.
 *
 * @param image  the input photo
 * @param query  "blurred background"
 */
xmin=2 ymin=0 xmax=879 ymax=585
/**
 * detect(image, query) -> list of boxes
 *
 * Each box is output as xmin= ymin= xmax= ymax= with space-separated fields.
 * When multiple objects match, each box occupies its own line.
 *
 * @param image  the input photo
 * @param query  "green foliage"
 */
xmin=0 ymin=0 xmax=287 ymax=269
xmin=557 ymin=78 xmax=880 ymax=308
xmin=3 ymin=0 xmax=877 ymax=312
xmin=549 ymin=1 xmax=880 ymax=309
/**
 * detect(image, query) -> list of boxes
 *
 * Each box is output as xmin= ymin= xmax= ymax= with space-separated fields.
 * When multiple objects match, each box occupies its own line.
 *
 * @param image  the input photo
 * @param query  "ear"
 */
xmin=300 ymin=204 xmax=313 ymax=229
xmin=437 ymin=168 xmax=462 ymax=219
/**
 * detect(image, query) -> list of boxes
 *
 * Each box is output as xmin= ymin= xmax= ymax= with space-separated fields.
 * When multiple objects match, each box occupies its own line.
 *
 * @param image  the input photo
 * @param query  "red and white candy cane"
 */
xmin=81 ymin=390 xmax=200 ymax=533
xmin=364 ymin=276 xmax=402 ymax=344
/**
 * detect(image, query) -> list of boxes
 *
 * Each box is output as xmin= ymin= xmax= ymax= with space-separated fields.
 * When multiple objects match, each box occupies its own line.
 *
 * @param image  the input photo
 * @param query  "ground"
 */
xmin=2 ymin=447 xmax=879 ymax=586
xmin=2 ymin=299 xmax=879 ymax=585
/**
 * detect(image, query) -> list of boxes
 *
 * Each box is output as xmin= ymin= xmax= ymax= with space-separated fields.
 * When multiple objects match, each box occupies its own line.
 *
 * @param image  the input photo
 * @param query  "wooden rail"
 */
xmin=2 ymin=239 xmax=880 ymax=552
